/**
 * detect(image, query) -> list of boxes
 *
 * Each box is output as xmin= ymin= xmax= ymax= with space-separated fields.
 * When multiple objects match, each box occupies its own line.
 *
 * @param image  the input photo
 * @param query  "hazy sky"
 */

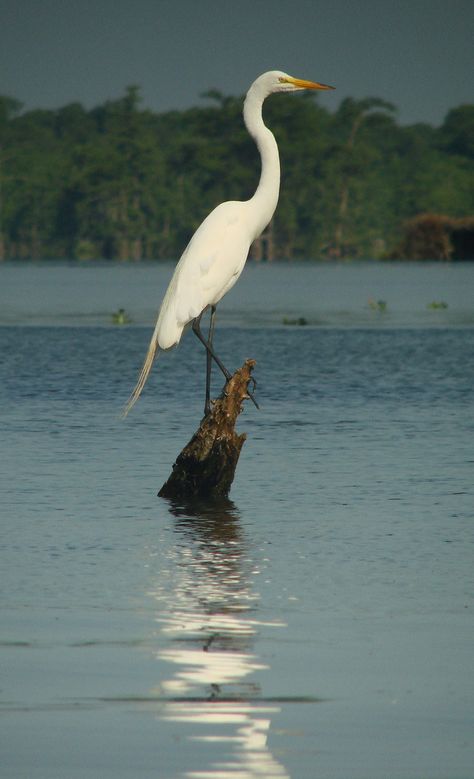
xmin=1 ymin=0 xmax=473 ymax=125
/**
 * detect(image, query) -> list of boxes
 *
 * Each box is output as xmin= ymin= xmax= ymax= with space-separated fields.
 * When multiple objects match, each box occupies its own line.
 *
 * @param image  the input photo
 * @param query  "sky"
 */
xmin=1 ymin=0 xmax=473 ymax=126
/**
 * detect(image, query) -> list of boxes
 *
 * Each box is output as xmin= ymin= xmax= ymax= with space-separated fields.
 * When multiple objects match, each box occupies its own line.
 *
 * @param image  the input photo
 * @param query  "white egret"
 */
xmin=124 ymin=70 xmax=334 ymax=417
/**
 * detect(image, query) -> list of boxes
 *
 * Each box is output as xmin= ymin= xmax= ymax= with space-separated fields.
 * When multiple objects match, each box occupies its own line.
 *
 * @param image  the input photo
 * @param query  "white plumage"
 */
xmin=124 ymin=70 xmax=333 ymax=416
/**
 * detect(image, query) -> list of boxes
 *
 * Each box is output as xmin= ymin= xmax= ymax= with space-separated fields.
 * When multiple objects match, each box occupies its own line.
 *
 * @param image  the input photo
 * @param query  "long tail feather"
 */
xmin=122 ymin=331 xmax=160 ymax=417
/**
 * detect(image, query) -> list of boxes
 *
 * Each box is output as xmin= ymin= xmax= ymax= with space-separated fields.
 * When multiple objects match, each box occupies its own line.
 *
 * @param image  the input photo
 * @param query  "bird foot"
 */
xmin=224 ymin=374 xmax=259 ymax=409
xmin=203 ymin=373 xmax=259 ymax=418
xmin=203 ymin=399 xmax=215 ymax=418
xmin=246 ymin=376 xmax=259 ymax=410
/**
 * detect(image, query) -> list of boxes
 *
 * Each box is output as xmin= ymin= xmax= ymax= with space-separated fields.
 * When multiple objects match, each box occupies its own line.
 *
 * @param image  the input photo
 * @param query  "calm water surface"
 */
xmin=1 ymin=262 xmax=473 ymax=778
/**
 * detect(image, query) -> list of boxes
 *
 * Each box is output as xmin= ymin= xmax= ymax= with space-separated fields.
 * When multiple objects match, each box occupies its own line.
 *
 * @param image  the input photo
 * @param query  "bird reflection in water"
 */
xmin=149 ymin=496 xmax=290 ymax=778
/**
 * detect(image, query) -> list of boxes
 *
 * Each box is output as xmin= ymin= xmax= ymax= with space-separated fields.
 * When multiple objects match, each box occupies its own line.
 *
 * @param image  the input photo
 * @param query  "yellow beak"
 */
xmin=286 ymin=77 xmax=335 ymax=91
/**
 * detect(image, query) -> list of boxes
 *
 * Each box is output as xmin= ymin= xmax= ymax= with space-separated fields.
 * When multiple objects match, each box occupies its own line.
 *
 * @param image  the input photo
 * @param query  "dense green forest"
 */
xmin=0 ymin=86 xmax=473 ymax=261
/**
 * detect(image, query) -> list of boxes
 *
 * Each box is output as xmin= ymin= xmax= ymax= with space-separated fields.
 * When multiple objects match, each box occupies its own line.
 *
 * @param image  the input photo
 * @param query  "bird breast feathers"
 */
xmin=174 ymin=201 xmax=251 ymax=323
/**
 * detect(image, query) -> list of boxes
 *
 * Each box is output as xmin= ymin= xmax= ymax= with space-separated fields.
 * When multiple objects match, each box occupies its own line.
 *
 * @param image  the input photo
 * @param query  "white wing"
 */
xmin=157 ymin=200 xmax=251 ymax=349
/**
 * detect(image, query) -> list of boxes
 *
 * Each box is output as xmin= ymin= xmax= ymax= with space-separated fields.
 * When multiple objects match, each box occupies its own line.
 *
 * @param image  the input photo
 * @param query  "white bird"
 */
xmin=123 ymin=70 xmax=334 ymax=417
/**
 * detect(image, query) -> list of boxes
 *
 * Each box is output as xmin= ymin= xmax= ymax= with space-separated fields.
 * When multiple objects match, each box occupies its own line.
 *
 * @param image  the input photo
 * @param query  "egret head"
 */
xmin=254 ymin=70 xmax=335 ymax=97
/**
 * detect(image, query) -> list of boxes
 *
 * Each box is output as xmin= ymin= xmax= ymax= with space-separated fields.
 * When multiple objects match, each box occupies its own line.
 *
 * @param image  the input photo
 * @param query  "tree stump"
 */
xmin=158 ymin=360 xmax=256 ymax=500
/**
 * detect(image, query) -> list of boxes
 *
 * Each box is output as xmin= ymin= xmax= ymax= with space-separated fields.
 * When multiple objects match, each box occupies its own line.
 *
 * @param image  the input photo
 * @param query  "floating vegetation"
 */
xmin=367 ymin=298 xmax=387 ymax=312
xmin=112 ymin=308 xmax=132 ymax=325
xmin=282 ymin=316 xmax=308 ymax=326
xmin=427 ymin=301 xmax=448 ymax=310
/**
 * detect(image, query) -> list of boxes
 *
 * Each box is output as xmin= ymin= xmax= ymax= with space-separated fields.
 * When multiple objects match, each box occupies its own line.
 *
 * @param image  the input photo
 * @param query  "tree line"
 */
xmin=0 ymin=86 xmax=473 ymax=261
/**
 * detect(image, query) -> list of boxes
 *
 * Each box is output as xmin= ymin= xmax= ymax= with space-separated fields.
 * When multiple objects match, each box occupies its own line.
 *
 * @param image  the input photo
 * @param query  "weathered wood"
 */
xmin=158 ymin=360 xmax=256 ymax=500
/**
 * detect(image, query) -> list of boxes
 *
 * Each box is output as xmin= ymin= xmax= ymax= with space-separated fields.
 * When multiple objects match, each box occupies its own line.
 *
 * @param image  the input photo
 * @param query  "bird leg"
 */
xmin=193 ymin=310 xmax=231 ymax=416
xmin=192 ymin=310 xmax=259 ymax=414
xmin=205 ymin=305 xmax=217 ymax=415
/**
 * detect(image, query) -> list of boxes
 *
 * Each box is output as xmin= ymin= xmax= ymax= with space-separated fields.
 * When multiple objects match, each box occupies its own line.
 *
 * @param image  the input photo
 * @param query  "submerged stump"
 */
xmin=158 ymin=360 xmax=256 ymax=500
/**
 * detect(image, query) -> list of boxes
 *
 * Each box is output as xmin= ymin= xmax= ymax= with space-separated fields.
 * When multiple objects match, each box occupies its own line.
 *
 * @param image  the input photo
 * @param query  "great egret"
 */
xmin=124 ymin=70 xmax=334 ymax=417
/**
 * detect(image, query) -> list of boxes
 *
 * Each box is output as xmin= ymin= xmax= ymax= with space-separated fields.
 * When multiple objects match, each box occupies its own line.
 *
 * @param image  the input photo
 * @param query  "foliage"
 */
xmin=390 ymin=214 xmax=474 ymax=260
xmin=0 ymin=86 xmax=472 ymax=260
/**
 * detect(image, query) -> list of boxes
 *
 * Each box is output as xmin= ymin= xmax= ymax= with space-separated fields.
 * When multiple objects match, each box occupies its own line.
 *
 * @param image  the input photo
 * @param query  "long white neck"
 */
xmin=243 ymin=88 xmax=280 ymax=240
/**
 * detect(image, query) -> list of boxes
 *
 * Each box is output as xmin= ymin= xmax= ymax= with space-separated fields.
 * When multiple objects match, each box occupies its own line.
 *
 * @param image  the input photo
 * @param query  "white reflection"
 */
xmin=149 ymin=499 xmax=290 ymax=779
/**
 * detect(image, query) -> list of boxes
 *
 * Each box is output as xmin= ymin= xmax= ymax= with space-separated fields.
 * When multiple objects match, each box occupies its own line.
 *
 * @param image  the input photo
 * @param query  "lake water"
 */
xmin=1 ymin=261 xmax=473 ymax=778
